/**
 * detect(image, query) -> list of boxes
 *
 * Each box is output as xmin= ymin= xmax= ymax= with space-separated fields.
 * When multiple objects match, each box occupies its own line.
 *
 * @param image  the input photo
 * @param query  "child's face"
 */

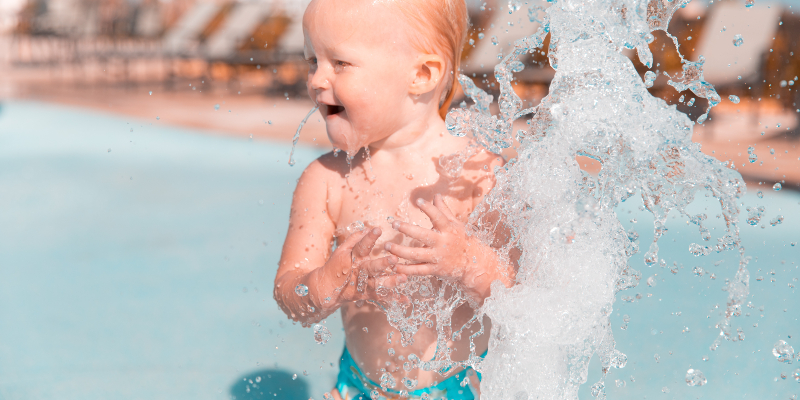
xmin=303 ymin=0 xmax=422 ymax=153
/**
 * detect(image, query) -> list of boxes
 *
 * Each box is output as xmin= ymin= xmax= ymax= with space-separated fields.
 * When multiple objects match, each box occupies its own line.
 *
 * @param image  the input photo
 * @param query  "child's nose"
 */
xmin=309 ymin=68 xmax=331 ymax=91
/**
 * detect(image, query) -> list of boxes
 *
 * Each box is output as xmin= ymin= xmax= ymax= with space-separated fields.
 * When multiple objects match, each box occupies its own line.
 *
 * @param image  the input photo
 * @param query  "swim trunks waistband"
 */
xmin=335 ymin=347 xmax=483 ymax=400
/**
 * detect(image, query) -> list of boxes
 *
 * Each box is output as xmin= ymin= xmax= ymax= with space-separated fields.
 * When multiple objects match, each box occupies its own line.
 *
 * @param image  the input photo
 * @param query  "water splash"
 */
xmin=343 ymin=0 xmax=748 ymax=396
xmin=288 ymin=106 xmax=319 ymax=166
xmin=445 ymin=0 xmax=744 ymax=397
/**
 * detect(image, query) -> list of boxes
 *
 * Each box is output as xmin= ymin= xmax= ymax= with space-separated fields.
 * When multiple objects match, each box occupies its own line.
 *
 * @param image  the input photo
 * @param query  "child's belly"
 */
xmin=340 ymin=299 xmax=490 ymax=390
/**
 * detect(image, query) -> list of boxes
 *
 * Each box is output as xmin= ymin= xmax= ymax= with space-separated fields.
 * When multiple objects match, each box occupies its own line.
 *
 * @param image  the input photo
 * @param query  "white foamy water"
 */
xmin=442 ymin=0 xmax=749 ymax=398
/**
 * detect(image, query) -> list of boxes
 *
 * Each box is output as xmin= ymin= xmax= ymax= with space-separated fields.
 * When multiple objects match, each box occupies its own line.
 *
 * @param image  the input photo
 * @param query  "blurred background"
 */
xmin=0 ymin=0 xmax=798 ymax=399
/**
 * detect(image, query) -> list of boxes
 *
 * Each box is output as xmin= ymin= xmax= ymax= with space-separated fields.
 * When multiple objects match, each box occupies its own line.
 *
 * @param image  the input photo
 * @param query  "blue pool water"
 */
xmin=0 ymin=100 xmax=797 ymax=399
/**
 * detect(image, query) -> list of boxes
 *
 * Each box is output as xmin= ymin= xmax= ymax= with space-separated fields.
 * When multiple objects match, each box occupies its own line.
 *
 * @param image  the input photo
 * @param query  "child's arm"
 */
xmin=274 ymin=160 xmax=405 ymax=325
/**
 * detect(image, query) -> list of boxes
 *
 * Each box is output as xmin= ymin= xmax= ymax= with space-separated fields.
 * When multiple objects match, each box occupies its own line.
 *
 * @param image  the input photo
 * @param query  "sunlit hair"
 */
xmin=386 ymin=0 xmax=469 ymax=120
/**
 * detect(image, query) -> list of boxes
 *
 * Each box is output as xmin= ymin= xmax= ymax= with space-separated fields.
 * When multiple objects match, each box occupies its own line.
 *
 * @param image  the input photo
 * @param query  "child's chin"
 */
xmin=325 ymin=130 xmax=353 ymax=152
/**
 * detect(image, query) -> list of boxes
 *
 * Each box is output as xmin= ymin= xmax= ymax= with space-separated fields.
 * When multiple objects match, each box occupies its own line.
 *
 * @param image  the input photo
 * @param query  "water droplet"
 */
xmin=590 ymin=381 xmax=604 ymax=397
xmin=747 ymin=147 xmax=758 ymax=163
xmin=757 ymin=190 xmax=763 ymax=198
xmin=295 ymin=284 xmax=309 ymax=296
xmin=769 ymin=215 xmax=784 ymax=226
xmin=380 ymin=372 xmax=396 ymax=389
xmin=313 ymin=324 xmax=331 ymax=345
xmin=214 ymin=104 xmax=220 ymax=111
xmin=773 ymin=340 xmax=795 ymax=362
xmin=404 ymin=377 xmax=417 ymax=389
xmin=687 ymin=97 xmax=696 ymax=106
xmin=661 ymin=387 xmax=670 ymax=393
xmin=793 ymin=368 xmax=800 ymax=382
xmin=773 ymin=183 xmax=782 ymax=191
xmin=255 ymin=376 xmax=261 ymax=382
xmin=733 ymin=34 xmax=744 ymax=47
xmin=107 ymin=148 xmax=111 ymax=153
xmin=685 ymin=369 xmax=707 ymax=386
xmin=729 ymin=94 xmax=740 ymax=104
xmin=647 ymin=276 xmax=656 ymax=287
xmin=371 ymin=390 xmax=381 ymax=399
xmin=644 ymin=71 xmax=657 ymax=88
xmin=478 ymin=33 xmax=485 ymax=40
xmin=615 ymin=379 xmax=626 ymax=387
xmin=702 ymin=355 xmax=709 ymax=361
xmin=322 ymin=393 xmax=333 ymax=400
xmin=156 ymin=116 xmax=160 ymax=120
xmin=149 ymin=91 xmax=152 ymax=95
xmin=388 ymin=348 xmax=395 ymax=356
xmin=291 ymin=374 xmax=296 ymax=380
xmin=491 ymin=35 xmax=499 ymax=46
xmin=745 ymin=0 xmax=755 ymax=8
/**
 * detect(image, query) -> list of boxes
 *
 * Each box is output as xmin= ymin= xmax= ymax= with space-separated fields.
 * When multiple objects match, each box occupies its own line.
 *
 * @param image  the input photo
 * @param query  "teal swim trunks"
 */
xmin=335 ymin=347 xmax=483 ymax=400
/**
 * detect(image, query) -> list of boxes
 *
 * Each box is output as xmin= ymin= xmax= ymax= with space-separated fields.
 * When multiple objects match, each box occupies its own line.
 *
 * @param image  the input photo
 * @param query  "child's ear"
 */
xmin=410 ymin=54 xmax=445 ymax=96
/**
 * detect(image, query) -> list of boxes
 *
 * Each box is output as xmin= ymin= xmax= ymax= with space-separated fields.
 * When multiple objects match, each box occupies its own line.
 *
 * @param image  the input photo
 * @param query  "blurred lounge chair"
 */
xmin=275 ymin=0 xmax=310 ymax=59
xmin=203 ymin=1 xmax=275 ymax=63
xmin=693 ymin=2 xmax=783 ymax=139
xmin=162 ymin=2 xmax=225 ymax=57
xmin=196 ymin=0 xmax=311 ymax=92
xmin=695 ymin=2 xmax=781 ymax=88
xmin=462 ymin=3 xmax=553 ymax=84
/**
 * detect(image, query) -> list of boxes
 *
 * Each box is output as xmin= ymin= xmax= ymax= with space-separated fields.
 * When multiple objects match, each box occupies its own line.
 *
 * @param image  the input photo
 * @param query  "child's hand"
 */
xmin=329 ymin=227 xmax=407 ymax=304
xmin=384 ymin=194 xmax=498 ymax=300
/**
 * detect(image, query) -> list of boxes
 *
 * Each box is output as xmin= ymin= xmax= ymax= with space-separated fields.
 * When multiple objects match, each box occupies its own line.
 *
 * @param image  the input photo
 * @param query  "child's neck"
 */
xmin=368 ymin=109 xmax=449 ymax=158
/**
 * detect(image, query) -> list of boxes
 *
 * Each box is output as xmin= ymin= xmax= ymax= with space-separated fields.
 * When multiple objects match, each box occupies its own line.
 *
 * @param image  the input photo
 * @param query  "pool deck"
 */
xmin=6 ymin=79 xmax=800 ymax=191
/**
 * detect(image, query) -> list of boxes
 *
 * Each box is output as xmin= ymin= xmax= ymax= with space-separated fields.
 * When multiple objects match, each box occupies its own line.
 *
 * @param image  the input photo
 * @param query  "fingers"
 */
xmin=392 ymin=221 xmax=437 ymax=246
xmin=340 ymin=227 xmax=370 ymax=251
xmin=394 ymin=263 xmax=436 ymax=277
xmin=384 ymin=242 xmax=436 ymax=263
xmin=362 ymin=255 xmax=398 ymax=277
xmin=373 ymin=274 xmax=410 ymax=304
xmin=353 ymin=227 xmax=382 ymax=258
xmin=433 ymin=194 xmax=458 ymax=222
xmin=374 ymin=273 xmax=407 ymax=289
xmin=415 ymin=198 xmax=451 ymax=231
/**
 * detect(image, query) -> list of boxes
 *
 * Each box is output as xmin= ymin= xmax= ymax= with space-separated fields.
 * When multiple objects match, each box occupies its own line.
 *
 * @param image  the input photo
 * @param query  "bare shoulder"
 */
xmin=460 ymin=149 xmax=505 ymax=207
xmin=294 ymin=151 xmax=348 ymax=222
xmin=461 ymin=148 xmax=505 ymax=181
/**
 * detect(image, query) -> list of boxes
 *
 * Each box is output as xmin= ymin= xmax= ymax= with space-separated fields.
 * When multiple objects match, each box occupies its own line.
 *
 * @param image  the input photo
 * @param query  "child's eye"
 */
xmin=334 ymin=60 xmax=350 ymax=72
xmin=305 ymin=57 xmax=317 ymax=65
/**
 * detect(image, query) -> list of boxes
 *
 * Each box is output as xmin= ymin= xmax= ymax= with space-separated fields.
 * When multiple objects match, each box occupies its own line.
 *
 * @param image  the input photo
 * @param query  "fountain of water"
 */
xmin=439 ymin=0 xmax=749 ymax=398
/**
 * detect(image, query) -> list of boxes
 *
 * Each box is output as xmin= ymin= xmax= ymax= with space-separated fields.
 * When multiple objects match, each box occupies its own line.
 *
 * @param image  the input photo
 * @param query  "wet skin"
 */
xmin=273 ymin=0 xmax=515 ymax=396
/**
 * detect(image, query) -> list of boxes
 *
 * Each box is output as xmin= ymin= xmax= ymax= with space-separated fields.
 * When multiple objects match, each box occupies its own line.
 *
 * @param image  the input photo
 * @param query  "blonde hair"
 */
xmin=388 ymin=0 xmax=469 ymax=120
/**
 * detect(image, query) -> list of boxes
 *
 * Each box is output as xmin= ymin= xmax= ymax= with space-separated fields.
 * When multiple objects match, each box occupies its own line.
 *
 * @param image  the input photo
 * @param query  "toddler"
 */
xmin=274 ymin=0 xmax=514 ymax=398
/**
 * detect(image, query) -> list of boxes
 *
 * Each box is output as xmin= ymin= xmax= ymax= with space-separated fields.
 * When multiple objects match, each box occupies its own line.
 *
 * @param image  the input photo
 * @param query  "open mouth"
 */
xmin=323 ymin=104 xmax=344 ymax=117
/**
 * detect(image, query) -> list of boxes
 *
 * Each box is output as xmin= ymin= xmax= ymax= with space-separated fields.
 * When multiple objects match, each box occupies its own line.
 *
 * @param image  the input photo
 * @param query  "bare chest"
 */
xmin=331 ymin=166 xmax=476 ymax=255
